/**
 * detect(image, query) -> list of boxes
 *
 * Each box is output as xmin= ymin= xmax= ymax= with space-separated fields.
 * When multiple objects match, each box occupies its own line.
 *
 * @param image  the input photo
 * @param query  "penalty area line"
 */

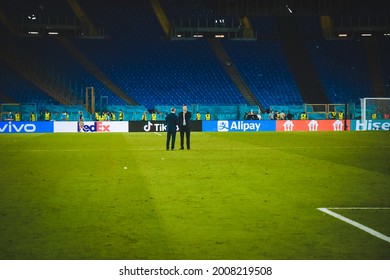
xmin=317 ymin=208 xmax=390 ymax=243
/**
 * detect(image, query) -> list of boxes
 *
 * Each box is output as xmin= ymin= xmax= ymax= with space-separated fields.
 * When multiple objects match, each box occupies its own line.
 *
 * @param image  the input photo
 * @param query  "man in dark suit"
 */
xmin=165 ymin=107 xmax=178 ymax=150
xmin=178 ymin=105 xmax=192 ymax=150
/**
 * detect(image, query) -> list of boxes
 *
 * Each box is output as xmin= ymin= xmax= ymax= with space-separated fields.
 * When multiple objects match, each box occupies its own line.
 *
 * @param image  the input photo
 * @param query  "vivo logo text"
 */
xmin=0 ymin=122 xmax=36 ymax=133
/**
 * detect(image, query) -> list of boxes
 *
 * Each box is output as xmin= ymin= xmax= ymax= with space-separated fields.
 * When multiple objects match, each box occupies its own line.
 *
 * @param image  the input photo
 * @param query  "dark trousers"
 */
xmin=166 ymin=131 xmax=176 ymax=150
xmin=180 ymin=126 xmax=191 ymax=149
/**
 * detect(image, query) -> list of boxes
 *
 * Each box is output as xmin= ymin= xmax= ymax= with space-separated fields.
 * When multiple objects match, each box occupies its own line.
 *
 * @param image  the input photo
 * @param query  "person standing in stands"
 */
xmin=6 ymin=112 xmax=13 ymax=121
xmin=196 ymin=112 xmax=201 ymax=121
xmin=142 ymin=111 xmax=148 ymax=121
xmin=279 ymin=111 xmax=286 ymax=120
xmin=61 ymin=111 xmax=67 ymax=121
xmin=165 ymin=107 xmax=178 ymax=151
xmin=151 ymin=111 xmax=157 ymax=121
xmin=44 ymin=110 xmax=51 ymax=121
xmin=78 ymin=110 xmax=84 ymax=132
xmin=119 ymin=109 xmax=124 ymax=121
xmin=15 ymin=112 xmax=21 ymax=121
xmin=178 ymin=105 xmax=192 ymax=150
xmin=205 ymin=111 xmax=211 ymax=121
xmin=30 ymin=112 xmax=36 ymax=122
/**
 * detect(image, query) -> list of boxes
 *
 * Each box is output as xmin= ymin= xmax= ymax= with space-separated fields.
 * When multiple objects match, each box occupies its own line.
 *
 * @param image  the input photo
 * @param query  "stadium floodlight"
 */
xmin=361 ymin=33 xmax=372 ymax=37
xmin=338 ymin=33 xmax=348 ymax=37
xmin=360 ymin=97 xmax=390 ymax=123
xmin=28 ymin=14 xmax=37 ymax=20
xmin=286 ymin=5 xmax=293 ymax=14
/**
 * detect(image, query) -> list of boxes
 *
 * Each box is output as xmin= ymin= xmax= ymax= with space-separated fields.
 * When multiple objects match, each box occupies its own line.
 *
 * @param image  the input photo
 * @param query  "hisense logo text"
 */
xmin=355 ymin=120 xmax=390 ymax=131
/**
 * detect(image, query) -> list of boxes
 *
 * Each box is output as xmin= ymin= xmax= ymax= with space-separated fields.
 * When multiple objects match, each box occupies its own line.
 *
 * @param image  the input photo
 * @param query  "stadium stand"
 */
xmin=222 ymin=40 xmax=304 ymax=109
xmin=306 ymin=39 xmax=373 ymax=104
xmin=0 ymin=0 xmax=389 ymax=119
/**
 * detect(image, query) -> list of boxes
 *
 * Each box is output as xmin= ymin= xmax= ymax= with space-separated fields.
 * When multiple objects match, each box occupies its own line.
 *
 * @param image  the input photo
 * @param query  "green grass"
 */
xmin=0 ymin=131 xmax=389 ymax=260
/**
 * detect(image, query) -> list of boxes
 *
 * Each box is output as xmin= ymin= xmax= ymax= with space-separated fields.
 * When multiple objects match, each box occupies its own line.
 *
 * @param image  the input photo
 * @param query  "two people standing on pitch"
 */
xmin=165 ymin=105 xmax=192 ymax=151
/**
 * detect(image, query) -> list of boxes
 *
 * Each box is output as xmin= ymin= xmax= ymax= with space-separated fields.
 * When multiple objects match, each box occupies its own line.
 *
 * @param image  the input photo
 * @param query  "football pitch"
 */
xmin=0 ymin=131 xmax=389 ymax=260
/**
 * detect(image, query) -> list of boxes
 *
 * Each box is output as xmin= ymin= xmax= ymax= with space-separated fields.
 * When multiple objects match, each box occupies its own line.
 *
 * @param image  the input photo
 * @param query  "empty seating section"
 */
xmin=0 ymin=62 xmax=51 ymax=104
xmin=306 ymin=39 xmax=373 ymax=104
xmin=75 ymin=4 xmax=245 ymax=109
xmin=1 ymin=36 xmax=116 ymax=105
xmin=222 ymin=40 xmax=303 ymax=109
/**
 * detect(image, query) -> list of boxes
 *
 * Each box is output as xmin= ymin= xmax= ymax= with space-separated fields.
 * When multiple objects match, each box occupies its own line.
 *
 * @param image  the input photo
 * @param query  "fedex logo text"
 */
xmin=79 ymin=122 xmax=111 ymax=132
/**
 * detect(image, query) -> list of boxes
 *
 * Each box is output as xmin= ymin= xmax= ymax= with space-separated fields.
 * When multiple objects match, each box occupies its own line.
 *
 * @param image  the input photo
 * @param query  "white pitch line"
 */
xmin=2 ymin=145 xmax=390 ymax=152
xmin=154 ymin=132 xmax=162 ymax=136
xmin=318 ymin=207 xmax=390 ymax=243
xmin=327 ymin=207 xmax=390 ymax=210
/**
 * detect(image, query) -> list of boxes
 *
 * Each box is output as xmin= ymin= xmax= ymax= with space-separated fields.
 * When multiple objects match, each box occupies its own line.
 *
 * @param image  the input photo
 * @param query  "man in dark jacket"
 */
xmin=178 ymin=105 xmax=192 ymax=150
xmin=165 ymin=107 xmax=178 ymax=151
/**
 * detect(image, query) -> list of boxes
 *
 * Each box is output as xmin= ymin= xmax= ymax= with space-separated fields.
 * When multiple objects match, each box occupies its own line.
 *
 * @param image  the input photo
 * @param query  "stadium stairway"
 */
xmin=222 ymin=40 xmax=303 ymax=109
xmin=67 ymin=0 xmax=99 ymax=37
xmin=57 ymin=36 xmax=138 ymax=107
xmin=0 ymin=7 xmax=16 ymax=35
xmin=150 ymin=0 xmax=170 ymax=36
xmin=0 ymin=42 xmax=73 ymax=105
xmin=208 ymin=38 xmax=263 ymax=110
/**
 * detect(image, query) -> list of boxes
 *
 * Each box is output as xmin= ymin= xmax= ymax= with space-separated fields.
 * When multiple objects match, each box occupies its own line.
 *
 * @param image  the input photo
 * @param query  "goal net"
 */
xmin=360 ymin=98 xmax=390 ymax=123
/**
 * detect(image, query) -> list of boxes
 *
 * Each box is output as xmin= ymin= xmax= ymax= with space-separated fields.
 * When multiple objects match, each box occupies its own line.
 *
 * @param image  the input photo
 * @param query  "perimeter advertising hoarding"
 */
xmin=129 ymin=121 xmax=202 ymax=132
xmin=0 ymin=121 xmax=54 ymax=133
xmin=54 ymin=121 xmax=128 ymax=133
xmin=202 ymin=120 xmax=276 ymax=132
xmin=276 ymin=120 xmax=350 ymax=131
xmin=350 ymin=120 xmax=390 ymax=131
